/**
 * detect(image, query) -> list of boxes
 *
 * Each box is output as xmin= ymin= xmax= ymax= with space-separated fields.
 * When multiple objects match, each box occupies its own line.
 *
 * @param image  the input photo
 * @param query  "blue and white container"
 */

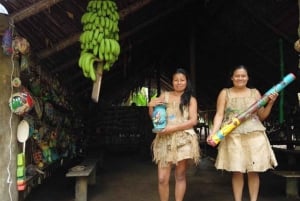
xmin=152 ymin=104 xmax=167 ymax=133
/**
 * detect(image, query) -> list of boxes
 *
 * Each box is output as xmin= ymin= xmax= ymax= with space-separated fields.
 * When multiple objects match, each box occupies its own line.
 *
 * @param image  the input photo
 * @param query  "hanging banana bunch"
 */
xmin=78 ymin=0 xmax=121 ymax=82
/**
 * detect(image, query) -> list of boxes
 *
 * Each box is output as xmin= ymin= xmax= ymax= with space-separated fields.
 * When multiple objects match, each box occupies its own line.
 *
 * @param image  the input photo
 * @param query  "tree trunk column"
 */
xmin=0 ymin=14 xmax=19 ymax=201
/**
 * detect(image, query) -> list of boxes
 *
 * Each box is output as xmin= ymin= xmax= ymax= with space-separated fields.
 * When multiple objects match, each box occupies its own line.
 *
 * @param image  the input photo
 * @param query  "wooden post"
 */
xmin=0 ymin=14 xmax=19 ymax=201
xmin=189 ymin=20 xmax=196 ymax=93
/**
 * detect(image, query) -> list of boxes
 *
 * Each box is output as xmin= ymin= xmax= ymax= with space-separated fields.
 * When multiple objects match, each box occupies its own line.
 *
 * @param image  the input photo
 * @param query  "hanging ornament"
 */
xmin=12 ymin=36 xmax=30 ymax=55
xmin=9 ymin=91 xmax=34 ymax=115
xmin=294 ymin=39 xmax=300 ymax=53
xmin=2 ymin=28 xmax=13 ymax=56
xmin=11 ymin=77 xmax=21 ymax=88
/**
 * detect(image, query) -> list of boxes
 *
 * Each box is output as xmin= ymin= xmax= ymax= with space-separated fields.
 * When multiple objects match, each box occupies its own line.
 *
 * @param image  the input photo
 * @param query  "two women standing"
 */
xmin=148 ymin=65 xmax=278 ymax=201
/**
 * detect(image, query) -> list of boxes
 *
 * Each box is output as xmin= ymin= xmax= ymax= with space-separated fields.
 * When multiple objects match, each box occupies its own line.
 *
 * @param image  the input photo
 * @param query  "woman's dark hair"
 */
xmin=226 ymin=64 xmax=252 ymax=87
xmin=173 ymin=68 xmax=194 ymax=114
xmin=229 ymin=65 xmax=248 ymax=77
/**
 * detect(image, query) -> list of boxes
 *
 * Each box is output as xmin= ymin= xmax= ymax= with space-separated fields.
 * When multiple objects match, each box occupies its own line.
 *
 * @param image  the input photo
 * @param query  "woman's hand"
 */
xmin=148 ymin=97 xmax=165 ymax=107
xmin=257 ymin=92 xmax=279 ymax=120
xmin=268 ymin=92 xmax=278 ymax=104
xmin=206 ymin=134 xmax=213 ymax=144
xmin=156 ymin=125 xmax=174 ymax=135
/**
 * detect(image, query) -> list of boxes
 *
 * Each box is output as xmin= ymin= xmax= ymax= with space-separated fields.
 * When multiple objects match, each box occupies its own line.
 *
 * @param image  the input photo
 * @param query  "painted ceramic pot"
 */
xmin=152 ymin=104 xmax=167 ymax=133
xmin=9 ymin=91 xmax=34 ymax=115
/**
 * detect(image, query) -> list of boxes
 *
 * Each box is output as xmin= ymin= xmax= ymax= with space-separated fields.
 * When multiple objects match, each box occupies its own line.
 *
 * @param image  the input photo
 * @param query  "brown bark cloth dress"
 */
xmin=151 ymin=92 xmax=200 ymax=167
xmin=215 ymin=88 xmax=278 ymax=172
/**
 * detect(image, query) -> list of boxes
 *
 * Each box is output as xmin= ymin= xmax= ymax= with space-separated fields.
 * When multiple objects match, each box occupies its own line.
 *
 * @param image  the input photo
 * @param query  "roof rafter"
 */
xmin=36 ymin=0 xmax=155 ymax=59
xmin=10 ymin=0 xmax=63 ymax=23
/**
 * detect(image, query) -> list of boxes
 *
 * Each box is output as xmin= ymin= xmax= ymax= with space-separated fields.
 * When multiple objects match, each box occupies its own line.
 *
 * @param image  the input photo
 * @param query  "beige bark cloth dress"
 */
xmin=151 ymin=92 xmax=200 ymax=168
xmin=215 ymin=88 xmax=278 ymax=172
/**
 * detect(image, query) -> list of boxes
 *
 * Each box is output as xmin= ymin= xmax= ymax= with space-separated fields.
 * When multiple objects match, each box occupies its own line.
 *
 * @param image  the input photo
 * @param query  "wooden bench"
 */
xmin=66 ymin=158 xmax=98 ymax=201
xmin=270 ymin=147 xmax=300 ymax=198
xmin=272 ymin=170 xmax=300 ymax=198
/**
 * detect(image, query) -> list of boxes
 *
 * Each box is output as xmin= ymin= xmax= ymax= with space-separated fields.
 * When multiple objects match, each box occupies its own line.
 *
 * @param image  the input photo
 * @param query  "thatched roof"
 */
xmin=1 ymin=0 xmax=299 ymax=110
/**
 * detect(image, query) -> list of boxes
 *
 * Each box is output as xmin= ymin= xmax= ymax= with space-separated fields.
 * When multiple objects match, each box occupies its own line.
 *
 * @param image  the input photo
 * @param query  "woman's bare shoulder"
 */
xmin=218 ymin=88 xmax=228 ymax=97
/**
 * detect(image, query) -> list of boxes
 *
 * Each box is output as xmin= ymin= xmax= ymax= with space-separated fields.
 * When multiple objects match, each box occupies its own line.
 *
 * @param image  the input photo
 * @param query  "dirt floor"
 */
xmin=24 ymin=146 xmax=300 ymax=201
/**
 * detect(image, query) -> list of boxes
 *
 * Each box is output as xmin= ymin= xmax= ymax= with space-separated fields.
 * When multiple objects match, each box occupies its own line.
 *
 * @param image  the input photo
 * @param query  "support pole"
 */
xmin=278 ymin=38 xmax=285 ymax=124
xmin=189 ymin=21 xmax=196 ymax=93
xmin=0 ymin=14 xmax=18 ymax=201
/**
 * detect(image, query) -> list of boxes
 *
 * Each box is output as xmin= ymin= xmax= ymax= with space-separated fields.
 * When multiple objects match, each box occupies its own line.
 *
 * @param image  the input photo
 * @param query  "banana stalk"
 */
xmin=91 ymin=62 xmax=104 ymax=102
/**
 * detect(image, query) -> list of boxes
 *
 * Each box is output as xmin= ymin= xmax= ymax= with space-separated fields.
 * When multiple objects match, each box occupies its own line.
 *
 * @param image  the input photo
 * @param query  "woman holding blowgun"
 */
xmin=207 ymin=65 xmax=278 ymax=201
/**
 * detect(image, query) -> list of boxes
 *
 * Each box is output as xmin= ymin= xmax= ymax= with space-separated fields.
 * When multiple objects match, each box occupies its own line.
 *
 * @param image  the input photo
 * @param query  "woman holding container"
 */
xmin=148 ymin=68 xmax=200 ymax=201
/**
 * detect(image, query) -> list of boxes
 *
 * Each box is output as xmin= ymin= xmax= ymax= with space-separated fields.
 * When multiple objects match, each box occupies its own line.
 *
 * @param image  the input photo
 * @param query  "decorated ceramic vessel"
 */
xmin=152 ymin=104 xmax=167 ymax=133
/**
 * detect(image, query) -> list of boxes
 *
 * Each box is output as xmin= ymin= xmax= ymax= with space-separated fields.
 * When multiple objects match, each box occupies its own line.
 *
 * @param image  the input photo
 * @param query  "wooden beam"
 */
xmin=51 ymin=58 xmax=78 ymax=73
xmin=10 ymin=0 xmax=63 ymax=23
xmin=36 ymin=33 xmax=80 ymax=59
xmin=237 ymin=2 xmax=294 ymax=44
xmin=72 ymin=79 xmax=93 ymax=93
xmin=120 ymin=0 xmax=195 ymax=40
xmin=119 ymin=0 xmax=153 ymax=20
xmin=35 ymin=0 xmax=155 ymax=59
xmin=64 ymin=72 xmax=83 ymax=84
xmin=38 ymin=0 xmax=196 ymax=63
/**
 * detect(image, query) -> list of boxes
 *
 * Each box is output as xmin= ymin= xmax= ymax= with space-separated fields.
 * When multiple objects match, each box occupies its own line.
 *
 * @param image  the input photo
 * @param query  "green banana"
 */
xmin=99 ymin=50 xmax=104 ymax=61
xmin=112 ymin=39 xmax=120 ymax=56
xmin=89 ymin=61 xmax=97 ymax=81
xmin=103 ymin=61 xmax=110 ymax=71
xmin=107 ymin=39 xmax=114 ymax=54
xmin=102 ymin=1 xmax=107 ymax=10
xmin=87 ymin=55 xmax=95 ymax=79
xmin=78 ymin=53 xmax=84 ymax=68
xmin=83 ymin=53 xmax=94 ymax=74
xmin=92 ymin=12 xmax=99 ymax=23
xmin=99 ymin=39 xmax=106 ymax=55
xmin=105 ymin=38 xmax=111 ymax=53
xmin=93 ymin=44 xmax=99 ymax=56
xmin=97 ymin=32 xmax=104 ymax=43
xmin=79 ymin=0 xmax=120 ymax=78
xmin=93 ymin=29 xmax=100 ymax=41
xmin=96 ymin=1 xmax=102 ymax=9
